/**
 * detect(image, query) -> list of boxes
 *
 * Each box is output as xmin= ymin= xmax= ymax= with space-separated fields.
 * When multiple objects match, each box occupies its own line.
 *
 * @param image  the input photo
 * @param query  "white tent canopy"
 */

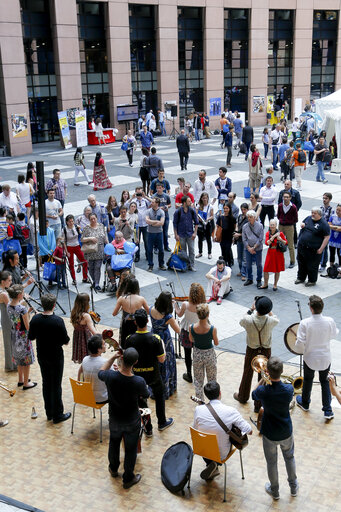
xmin=323 ymin=107 xmax=341 ymax=163
xmin=315 ymin=89 xmax=341 ymax=118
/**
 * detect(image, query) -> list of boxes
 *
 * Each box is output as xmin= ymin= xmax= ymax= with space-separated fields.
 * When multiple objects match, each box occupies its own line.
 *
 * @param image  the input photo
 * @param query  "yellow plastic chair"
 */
xmin=189 ymin=427 xmax=245 ymax=502
xmin=69 ymin=378 xmax=107 ymax=443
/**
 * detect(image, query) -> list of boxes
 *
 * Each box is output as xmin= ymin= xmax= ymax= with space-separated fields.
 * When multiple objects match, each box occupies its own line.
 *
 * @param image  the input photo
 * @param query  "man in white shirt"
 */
xmin=193 ymin=169 xmax=217 ymax=206
xmin=78 ymin=334 xmax=108 ymax=403
xmin=128 ymin=187 xmax=151 ymax=262
xmin=206 ymin=258 xmax=231 ymax=305
xmin=193 ymin=381 xmax=252 ymax=480
xmin=0 ymin=185 xmax=19 ymax=215
xmin=295 ymin=295 xmax=338 ymax=420
xmin=259 ymin=176 xmax=277 ymax=226
xmin=45 ymin=189 xmax=63 ymax=240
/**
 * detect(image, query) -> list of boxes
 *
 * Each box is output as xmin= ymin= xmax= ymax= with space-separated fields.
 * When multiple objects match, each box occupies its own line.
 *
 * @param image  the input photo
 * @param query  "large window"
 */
xmin=268 ymin=10 xmax=293 ymax=110
xmin=178 ymin=7 xmax=203 ymax=122
xmin=311 ymin=10 xmax=338 ymax=99
xmin=21 ymin=0 xmax=58 ymax=143
xmin=224 ymin=9 xmax=248 ymax=115
xmin=129 ymin=5 xmax=157 ymax=117
xmin=78 ymin=1 xmax=109 ymax=125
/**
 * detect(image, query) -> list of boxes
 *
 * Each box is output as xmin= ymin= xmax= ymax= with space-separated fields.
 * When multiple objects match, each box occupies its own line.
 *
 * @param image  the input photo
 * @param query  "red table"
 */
xmin=87 ymin=129 xmax=116 ymax=145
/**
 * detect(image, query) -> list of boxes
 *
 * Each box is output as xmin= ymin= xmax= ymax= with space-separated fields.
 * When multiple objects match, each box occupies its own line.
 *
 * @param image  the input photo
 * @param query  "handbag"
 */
xmin=121 ymin=142 xmax=128 ymax=151
xmin=167 ymin=241 xmax=189 ymax=272
xmin=3 ymin=239 xmax=22 ymax=256
xmin=276 ymin=239 xmax=287 ymax=253
xmin=205 ymin=403 xmax=249 ymax=451
xmin=244 ymin=180 xmax=251 ymax=199
xmin=215 ymin=219 xmax=222 ymax=243
xmin=43 ymin=257 xmax=56 ymax=282
xmin=82 ymin=240 xmax=98 ymax=254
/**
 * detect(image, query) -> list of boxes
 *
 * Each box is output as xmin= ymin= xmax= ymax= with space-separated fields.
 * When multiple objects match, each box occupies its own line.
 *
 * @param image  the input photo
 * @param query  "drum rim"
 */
xmin=284 ymin=322 xmax=304 ymax=355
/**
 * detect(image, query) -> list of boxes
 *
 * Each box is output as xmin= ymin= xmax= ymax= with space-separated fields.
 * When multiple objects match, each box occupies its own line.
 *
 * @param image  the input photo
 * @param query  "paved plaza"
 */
xmin=1 ymin=128 xmax=340 ymax=370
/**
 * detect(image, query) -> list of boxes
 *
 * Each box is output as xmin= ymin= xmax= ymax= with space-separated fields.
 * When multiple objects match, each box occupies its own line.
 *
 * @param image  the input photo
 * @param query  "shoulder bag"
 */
xmin=205 ymin=403 xmax=248 ymax=451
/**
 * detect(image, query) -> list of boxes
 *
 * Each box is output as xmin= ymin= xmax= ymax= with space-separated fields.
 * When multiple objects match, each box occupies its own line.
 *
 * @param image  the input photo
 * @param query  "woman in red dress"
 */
xmin=93 ymin=152 xmax=113 ymax=191
xmin=261 ymin=219 xmax=287 ymax=291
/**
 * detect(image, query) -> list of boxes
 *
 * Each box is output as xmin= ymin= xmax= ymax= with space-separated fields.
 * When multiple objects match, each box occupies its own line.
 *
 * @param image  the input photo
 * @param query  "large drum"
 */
xmin=284 ymin=323 xmax=304 ymax=355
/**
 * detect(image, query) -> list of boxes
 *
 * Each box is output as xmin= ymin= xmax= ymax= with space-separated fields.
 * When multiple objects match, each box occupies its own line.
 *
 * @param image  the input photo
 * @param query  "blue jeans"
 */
xmin=320 ymin=246 xmax=328 ymax=269
xmin=245 ymin=250 xmax=263 ymax=282
xmin=159 ymin=121 xmax=166 ymax=135
xmin=147 ymin=232 xmax=164 ymax=267
xmin=301 ymin=361 xmax=332 ymax=413
xmin=56 ymin=264 xmax=66 ymax=287
xmin=262 ymin=434 xmax=297 ymax=494
xmin=272 ymin=146 xmax=279 ymax=169
xmin=263 ymin=143 xmax=269 ymax=159
xmin=137 ymin=226 xmax=148 ymax=259
xmin=316 ymin=161 xmax=326 ymax=181
xmin=195 ymin=128 xmax=200 ymax=141
xmin=163 ymin=216 xmax=170 ymax=250
xmin=237 ymin=240 xmax=246 ymax=277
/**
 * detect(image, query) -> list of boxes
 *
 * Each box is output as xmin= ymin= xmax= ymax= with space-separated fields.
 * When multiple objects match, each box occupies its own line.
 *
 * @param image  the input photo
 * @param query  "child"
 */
xmin=53 ymin=237 xmax=67 ymax=289
xmin=291 ymin=117 xmax=299 ymax=141
xmin=0 ymin=208 xmax=7 ymax=243
xmin=262 ymin=127 xmax=269 ymax=159
xmin=16 ymin=212 xmax=30 ymax=269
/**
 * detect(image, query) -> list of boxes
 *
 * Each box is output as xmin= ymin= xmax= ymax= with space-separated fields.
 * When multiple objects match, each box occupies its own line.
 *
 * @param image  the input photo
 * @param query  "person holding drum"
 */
xmin=295 ymin=295 xmax=338 ymax=420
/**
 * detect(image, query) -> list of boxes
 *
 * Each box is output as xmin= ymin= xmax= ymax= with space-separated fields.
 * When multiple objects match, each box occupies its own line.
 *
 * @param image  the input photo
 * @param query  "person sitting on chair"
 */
xmin=77 ymin=334 xmax=108 ymax=404
xmin=193 ymin=380 xmax=252 ymax=481
xmin=111 ymin=231 xmax=126 ymax=254
xmin=206 ymin=257 xmax=231 ymax=305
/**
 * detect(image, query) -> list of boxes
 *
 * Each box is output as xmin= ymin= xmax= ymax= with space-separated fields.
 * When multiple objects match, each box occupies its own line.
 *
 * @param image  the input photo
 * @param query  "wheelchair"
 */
xmin=102 ymin=241 xmax=137 ymax=293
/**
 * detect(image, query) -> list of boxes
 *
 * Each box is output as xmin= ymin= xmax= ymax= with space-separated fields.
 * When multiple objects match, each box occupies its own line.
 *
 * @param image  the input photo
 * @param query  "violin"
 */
xmin=102 ymin=329 xmax=123 ymax=354
xmin=89 ymin=310 xmax=101 ymax=324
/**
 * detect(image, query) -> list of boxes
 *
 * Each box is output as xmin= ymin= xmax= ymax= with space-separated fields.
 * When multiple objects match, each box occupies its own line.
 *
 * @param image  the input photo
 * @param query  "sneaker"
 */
xmin=265 ymin=482 xmax=280 ymax=500
xmin=182 ymin=373 xmax=193 ymax=383
xmin=217 ymin=297 xmax=222 ymax=305
xmin=294 ymin=279 xmax=304 ymax=284
xmin=0 ymin=420 xmax=9 ymax=427
xmin=158 ymin=265 xmax=167 ymax=271
xmin=147 ymin=266 xmax=153 ymax=272
xmin=324 ymin=411 xmax=334 ymax=420
xmin=200 ymin=461 xmax=218 ymax=481
xmin=319 ymin=266 xmax=326 ymax=273
xmin=208 ymin=254 xmax=212 ymax=259
xmin=323 ymin=179 xmax=328 ymax=184
xmin=305 ymin=281 xmax=316 ymax=287
xmin=145 ymin=430 xmax=153 ymax=438
xmin=207 ymin=468 xmax=220 ymax=480
xmin=288 ymin=263 xmax=295 ymax=269
xmin=158 ymin=418 xmax=174 ymax=431
xmin=207 ymin=297 xmax=215 ymax=304
xmin=188 ymin=267 xmax=197 ymax=272
xmin=296 ymin=395 xmax=309 ymax=412
xmin=290 ymin=484 xmax=299 ymax=497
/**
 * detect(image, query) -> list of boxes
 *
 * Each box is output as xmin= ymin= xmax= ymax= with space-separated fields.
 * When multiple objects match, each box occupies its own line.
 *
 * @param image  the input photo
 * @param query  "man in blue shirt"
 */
xmin=153 ymin=183 xmax=171 ymax=251
xmin=140 ymin=125 xmax=154 ymax=153
xmin=233 ymin=113 xmax=243 ymax=148
xmin=252 ymin=356 xmax=298 ymax=500
xmin=147 ymin=147 xmax=163 ymax=180
xmin=224 ymin=125 xmax=234 ymax=167
xmin=278 ymin=137 xmax=289 ymax=181
xmin=173 ymin=195 xmax=199 ymax=271
xmin=158 ymin=109 xmax=166 ymax=136
xmin=150 ymin=169 xmax=170 ymax=195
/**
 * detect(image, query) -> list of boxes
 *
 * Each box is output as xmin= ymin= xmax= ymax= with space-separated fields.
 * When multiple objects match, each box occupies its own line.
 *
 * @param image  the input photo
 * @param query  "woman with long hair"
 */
xmin=70 ymin=293 xmax=97 ymax=363
xmin=26 ymin=162 xmax=37 ymax=192
xmin=106 ymin=196 xmax=119 ymax=242
xmin=196 ymin=192 xmax=214 ymax=259
xmin=7 ymin=284 xmax=36 ymax=389
xmin=119 ymin=190 xmax=130 ymax=208
xmin=64 ymin=214 xmax=88 ymax=286
xmin=150 ymin=291 xmax=180 ymax=399
xmin=112 ymin=277 xmax=148 ymax=348
xmin=81 ymin=213 xmax=108 ymax=290
xmin=74 ymin=147 xmax=92 ymax=186
xmin=249 ymin=192 xmax=262 ymax=220
xmin=0 ymin=271 xmax=15 ymax=371
xmin=248 ymin=143 xmax=263 ymax=193
xmin=127 ymin=201 xmax=138 ymax=244
xmin=216 ymin=203 xmax=236 ymax=267
xmin=17 ymin=174 xmax=34 ymax=220
xmin=189 ymin=303 xmax=219 ymax=401
xmin=93 ymin=152 xmax=113 ymax=191
xmin=174 ymin=283 xmax=206 ymax=384
xmin=122 ymin=129 xmax=137 ymax=167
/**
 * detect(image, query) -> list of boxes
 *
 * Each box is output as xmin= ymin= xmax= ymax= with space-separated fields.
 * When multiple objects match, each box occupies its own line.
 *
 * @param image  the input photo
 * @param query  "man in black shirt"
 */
xmin=98 ymin=347 xmax=149 ymax=489
xmin=252 ymin=357 xmax=298 ymax=500
xmin=28 ymin=293 xmax=71 ymax=424
xmin=125 ymin=309 xmax=174 ymax=435
xmin=295 ymin=207 xmax=330 ymax=286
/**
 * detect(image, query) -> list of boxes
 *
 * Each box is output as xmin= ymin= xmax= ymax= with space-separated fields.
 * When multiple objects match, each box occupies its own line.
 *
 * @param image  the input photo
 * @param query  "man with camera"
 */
xmin=114 ymin=205 xmax=134 ymax=242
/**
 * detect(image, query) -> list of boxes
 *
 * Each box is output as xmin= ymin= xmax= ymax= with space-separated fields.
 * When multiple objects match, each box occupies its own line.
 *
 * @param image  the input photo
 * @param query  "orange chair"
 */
xmin=69 ymin=378 xmax=107 ymax=443
xmin=189 ymin=427 xmax=245 ymax=502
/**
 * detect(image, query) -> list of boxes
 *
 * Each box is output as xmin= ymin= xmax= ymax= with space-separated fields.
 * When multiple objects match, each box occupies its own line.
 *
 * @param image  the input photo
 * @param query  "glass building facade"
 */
xmin=21 ymin=0 xmax=58 ymax=143
xmin=178 ymin=7 xmax=204 ymax=122
xmin=311 ymin=10 xmax=339 ymax=99
xmin=77 ymin=1 xmax=109 ymax=125
xmin=129 ymin=5 xmax=158 ymax=117
xmin=224 ymin=9 xmax=249 ymax=115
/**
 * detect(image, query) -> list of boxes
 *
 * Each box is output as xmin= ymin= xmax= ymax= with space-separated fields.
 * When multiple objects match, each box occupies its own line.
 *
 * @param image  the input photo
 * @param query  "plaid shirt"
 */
xmin=45 ymin=178 xmax=67 ymax=201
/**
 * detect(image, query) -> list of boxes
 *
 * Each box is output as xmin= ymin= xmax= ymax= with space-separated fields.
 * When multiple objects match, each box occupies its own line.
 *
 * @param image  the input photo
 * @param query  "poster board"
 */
xmin=57 ymin=111 xmax=72 ymax=149
xmin=253 ymin=96 xmax=265 ymax=113
xmin=11 ymin=114 xmax=28 ymax=138
xmin=165 ymin=100 xmax=177 ymax=120
xmin=209 ymin=98 xmax=222 ymax=116
xmin=294 ymin=98 xmax=303 ymax=120
xmin=75 ymin=110 xmax=87 ymax=147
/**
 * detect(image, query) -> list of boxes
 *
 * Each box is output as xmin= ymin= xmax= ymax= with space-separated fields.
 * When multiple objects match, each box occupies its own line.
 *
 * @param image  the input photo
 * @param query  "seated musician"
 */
xmin=78 ymin=334 xmax=108 ymax=403
xmin=111 ymin=231 xmax=126 ymax=254
xmin=193 ymin=381 xmax=252 ymax=481
xmin=328 ymin=373 xmax=341 ymax=405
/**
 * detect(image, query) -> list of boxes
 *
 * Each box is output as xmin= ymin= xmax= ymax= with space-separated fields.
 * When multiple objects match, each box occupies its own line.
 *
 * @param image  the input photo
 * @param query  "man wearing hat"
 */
xmin=233 ymin=296 xmax=279 ymax=411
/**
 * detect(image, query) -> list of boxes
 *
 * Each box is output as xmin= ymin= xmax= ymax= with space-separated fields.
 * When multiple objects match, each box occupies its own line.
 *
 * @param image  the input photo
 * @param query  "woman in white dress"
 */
xmin=95 ymin=117 xmax=105 ymax=145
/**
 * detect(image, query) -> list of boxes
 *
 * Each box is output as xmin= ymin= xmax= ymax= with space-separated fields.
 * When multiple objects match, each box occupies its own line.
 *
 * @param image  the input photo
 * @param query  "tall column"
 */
xmin=107 ymin=1 xmax=132 ymax=138
xmin=0 ymin=0 xmax=32 ymax=156
xmin=204 ymin=1 xmax=224 ymax=131
xmin=50 ymin=0 xmax=82 ymax=112
xmin=291 ymin=7 xmax=313 ymax=117
xmin=248 ymin=4 xmax=269 ymax=126
xmin=156 ymin=4 xmax=179 ymax=132
xmin=334 ymin=8 xmax=341 ymax=90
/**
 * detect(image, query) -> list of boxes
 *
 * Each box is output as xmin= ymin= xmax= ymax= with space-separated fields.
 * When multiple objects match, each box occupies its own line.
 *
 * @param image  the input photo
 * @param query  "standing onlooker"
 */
xmin=206 ymin=257 xmax=231 ymax=305
xmin=139 ymin=148 xmax=151 ymax=195
xmin=224 ymin=125 xmax=234 ymax=167
xmin=215 ymin=166 xmax=231 ymax=203
xmin=146 ymin=197 xmax=167 ymax=272
xmin=283 ymin=141 xmax=295 ymax=181
xmin=261 ymin=219 xmax=288 ymax=290
xmin=289 ymin=143 xmax=306 ymax=191
xmin=233 ymin=113 xmax=243 ymax=149
xmin=173 ymin=195 xmax=199 ymax=271
xmin=262 ymin=127 xmax=269 ymax=159
xmin=28 ymin=293 xmax=71 ymax=423
xmin=220 ymin=113 xmax=228 ymax=147
xmin=129 ymin=187 xmax=151 ymax=262
xmin=176 ymin=129 xmax=190 ymax=170
xmin=64 ymin=214 xmax=88 ymax=285
xmin=278 ymin=180 xmax=302 ymax=244
xmin=291 ymin=117 xmax=299 ymax=141
xmin=74 ymin=147 xmax=92 ymax=186
xmin=70 ymin=293 xmax=97 ymax=364
xmin=87 ymin=195 xmax=108 ymax=228
xmin=81 ymin=213 xmax=108 ymax=291
xmin=46 ymin=169 xmax=67 ymax=228
xmin=185 ymin=116 xmax=193 ymax=142
xmin=150 ymin=169 xmax=170 ymax=195
xmin=278 ymin=137 xmax=289 ymax=181
xmin=295 ymin=207 xmax=330 ymax=286
xmin=147 ymin=147 xmax=163 ymax=181
xmin=328 ymin=204 xmax=341 ymax=267
xmin=295 ymin=295 xmax=338 ymax=420
xmin=196 ymin=192 xmax=214 ymax=259
xmin=150 ymin=291 xmax=180 ymax=399
xmin=241 ymin=121 xmax=254 ymax=160
xmin=227 ymin=192 xmax=239 ymax=221
xmin=0 ymin=271 xmax=15 ymax=371
xmin=248 ymin=144 xmax=263 ymax=194
xmin=216 ymin=203 xmax=236 ymax=267
xmin=193 ymin=170 xmax=217 ymax=206
xmin=149 ymin=114 xmax=156 ymax=135
xmin=306 ymin=129 xmax=315 ymax=166
xmin=45 ymin=189 xmax=63 ymax=241
xmin=76 ymin=206 xmax=92 ymax=232
xmin=193 ymin=113 xmax=201 ymax=143
xmin=122 ymin=130 xmax=137 ymax=167
xmin=16 ymin=174 xmax=33 ymax=220
xmin=26 ymin=162 xmax=37 ymax=193
xmin=189 ymin=303 xmax=219 ymax=402
xmin=270 ymin=124 xmax=282 ymax=170
xmin=252 ymin=357 xmax=298 ymax=500
xmin=53 ymin=237 xmax=67 ymax=289
xmin=15 ymin=212 xmax=30 ymax=269
xmin=242 ymin=211 xmax=264 ymax=288
xmin=158 ymin=109 xmax=166 ymax=136
xmin=140 ymin=125 xmax=154 ymax=153
xmin=234 ymin=203 xmax=249 ymax=280
xmin=152 ymin=183 xmax=171 ymax=252
xmin=314 ymin=136 xmax=329 ymax=184
xmin=259 ymin=176 xmax=277 ymax=226
xmin=249 ymin=193 xmax=262 ymax=220
xmin=93 ymin=152 xmax=113 ymax=191
xmin=203 ymin=113 xmax=210 ymax=138
xmin=106 ymin=196 xmax=120 ymax=240
xmin=114 ymin=206 xmax=135 ymax=242
xmin=319 ymin=192 xmax=334 ymax=272
xmin=95 ymin=117 xmax=105 ymax=145
xmin=277 ymin=191 xmax=298 ymax=268
xmin=0 ymin=185 xmax=19 ymax=215
xmin=175 ymin=182 xmax=194 ymax=208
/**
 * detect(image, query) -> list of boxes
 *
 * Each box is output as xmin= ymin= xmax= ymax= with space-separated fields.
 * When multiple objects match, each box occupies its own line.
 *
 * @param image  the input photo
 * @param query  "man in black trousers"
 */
xmin=28 ymin=293 xmax=71 ymax=424
xmin=176 ymin=129 xmax=190 ymax=170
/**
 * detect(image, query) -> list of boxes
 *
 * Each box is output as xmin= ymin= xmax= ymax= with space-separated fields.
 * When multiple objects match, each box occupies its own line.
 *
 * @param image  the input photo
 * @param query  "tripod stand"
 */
xmin=168 ymin=117 xmax=179 ymax=140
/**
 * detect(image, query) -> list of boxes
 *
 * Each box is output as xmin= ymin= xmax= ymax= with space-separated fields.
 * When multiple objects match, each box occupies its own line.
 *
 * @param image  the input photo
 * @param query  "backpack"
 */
xmin=297 ymin=150 xmax=306 ymax=164
xmin=13 ymin=223 xmax=25 ymax=243
xmin=161 ymin=442 xmax=193 ymax=495
xmin=327 ymin=264 xmax=339 ymax=279
xmin=299 ymin=121 xmax=307 ymax=132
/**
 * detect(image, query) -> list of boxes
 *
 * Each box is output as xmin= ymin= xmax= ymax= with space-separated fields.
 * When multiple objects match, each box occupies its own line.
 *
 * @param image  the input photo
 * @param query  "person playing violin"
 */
xmin=70 ymin=293 xmax=97 ymax=363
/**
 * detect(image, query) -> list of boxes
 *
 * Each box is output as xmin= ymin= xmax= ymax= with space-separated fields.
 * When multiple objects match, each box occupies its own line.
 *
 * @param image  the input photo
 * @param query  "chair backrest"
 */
xmin=190 ymin=427 xmax=222 ymax=464
xmin=69 ymin=378 xmax=97 ymax=408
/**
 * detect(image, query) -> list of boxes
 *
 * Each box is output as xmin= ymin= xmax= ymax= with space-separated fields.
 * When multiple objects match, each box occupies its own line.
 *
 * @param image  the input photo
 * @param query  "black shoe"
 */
xmin=23 ymin=382 xmax=37 ymax=390
xmin=183 ymin=373 xmax=193 ymax=383
xmin=134 ymin=256 xmax=140 ymax=263
xmin=95 ymin=285 xmax=102 ymax=291
xmin=256 ymin=281 xmax=262 ymax=289
xmin=123 ymin=474 xmax=141 ymax=489
xmin=164 ymin=247 xmax=172 ymax=252
xmin=244 ymin=279 xmax=253 ymax=286
xmin=53 ymin=412 xmax=71 ymax=424
xmin=108 ymin=465 xmax=119 ymax=478
xmin=159 ymin=265 xmax=167 ymax=271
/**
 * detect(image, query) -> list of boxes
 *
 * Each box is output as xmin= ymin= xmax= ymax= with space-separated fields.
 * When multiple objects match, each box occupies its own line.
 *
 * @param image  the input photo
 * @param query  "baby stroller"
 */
xmin=103 ymin=241 xmax=137 ymax=293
